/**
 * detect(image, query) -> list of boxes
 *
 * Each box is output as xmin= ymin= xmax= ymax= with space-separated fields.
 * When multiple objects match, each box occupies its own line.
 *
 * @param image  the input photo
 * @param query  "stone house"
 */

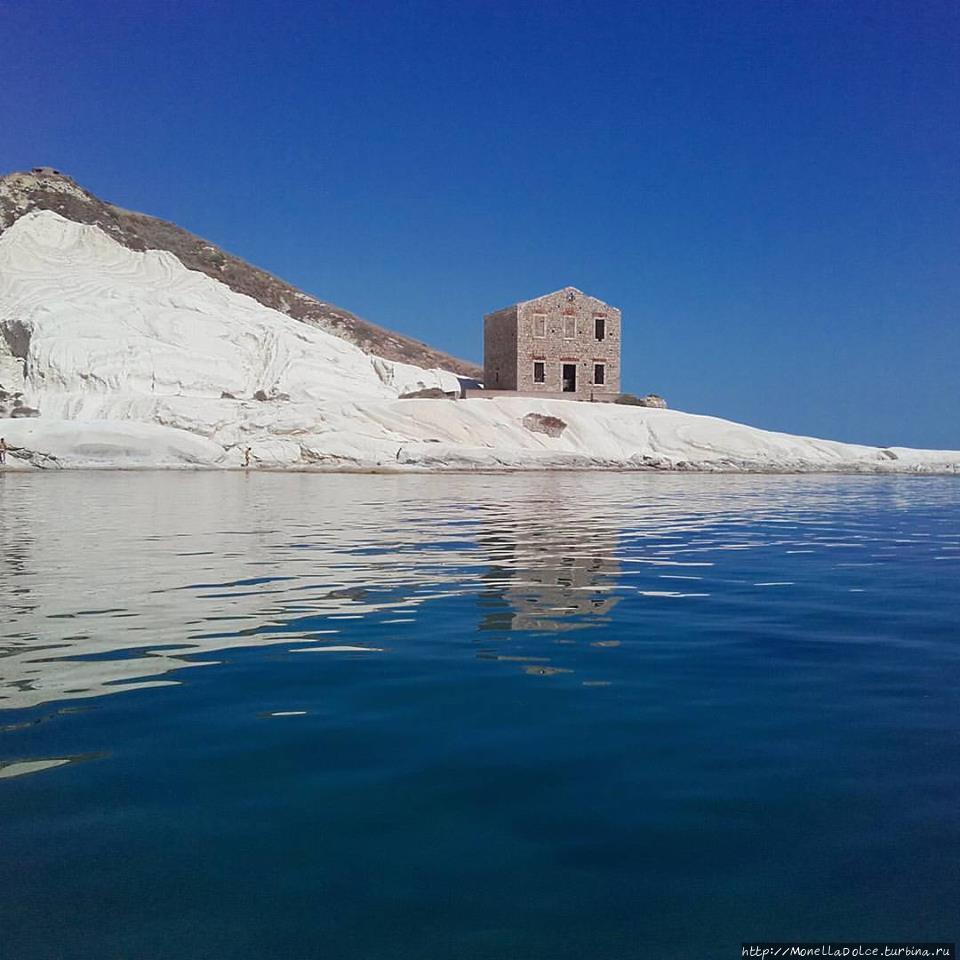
xmin=483 ymin=287 xmax=621 ymax=399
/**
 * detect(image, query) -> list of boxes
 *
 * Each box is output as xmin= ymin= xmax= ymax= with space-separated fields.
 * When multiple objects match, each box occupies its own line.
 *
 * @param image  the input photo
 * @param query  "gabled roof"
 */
xmin=486 ymin=286 xmax=617 ymax=317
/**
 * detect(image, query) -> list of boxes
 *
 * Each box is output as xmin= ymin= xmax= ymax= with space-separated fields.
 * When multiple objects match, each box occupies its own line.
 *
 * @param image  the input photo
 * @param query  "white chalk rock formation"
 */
xmin=0 ymin=210 xmax=958 ymax=473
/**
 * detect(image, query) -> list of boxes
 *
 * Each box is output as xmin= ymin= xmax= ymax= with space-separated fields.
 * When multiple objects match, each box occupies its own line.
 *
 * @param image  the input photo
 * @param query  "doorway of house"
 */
xmin=562 ymin=363 xmax=577 ymax=392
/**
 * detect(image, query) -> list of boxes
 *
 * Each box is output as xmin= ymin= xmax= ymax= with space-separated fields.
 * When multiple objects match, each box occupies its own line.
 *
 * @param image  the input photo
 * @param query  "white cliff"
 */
xmin=1 ymin=210 xmax=958 ymax=473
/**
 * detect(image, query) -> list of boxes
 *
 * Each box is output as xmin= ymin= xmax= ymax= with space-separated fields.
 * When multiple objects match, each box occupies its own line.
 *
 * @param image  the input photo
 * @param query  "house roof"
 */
xmin=485 ymin=286 xmax=617 ymax=317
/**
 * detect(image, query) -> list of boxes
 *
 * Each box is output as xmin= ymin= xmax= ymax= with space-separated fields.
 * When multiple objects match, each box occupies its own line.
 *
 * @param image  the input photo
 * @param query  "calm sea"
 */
xmin=1 ymin=472 xmax=958 ymax=959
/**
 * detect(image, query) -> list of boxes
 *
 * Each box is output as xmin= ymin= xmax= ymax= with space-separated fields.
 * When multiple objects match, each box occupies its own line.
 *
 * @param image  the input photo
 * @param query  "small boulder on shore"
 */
xmin=614 ymin=393 xmax=668 ymax=408
xmin=399 ymin=387 xmax=454 ymax=400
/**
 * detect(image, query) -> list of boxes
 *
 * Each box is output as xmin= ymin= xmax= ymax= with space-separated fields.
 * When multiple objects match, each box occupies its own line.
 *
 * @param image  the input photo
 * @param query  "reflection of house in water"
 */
xmin=477 ymin=519 xmax=621 ymax=633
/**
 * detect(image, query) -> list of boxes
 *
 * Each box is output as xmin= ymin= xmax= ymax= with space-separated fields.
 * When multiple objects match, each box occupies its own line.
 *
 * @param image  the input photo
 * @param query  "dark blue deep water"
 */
xmin=1 ymin=472 xmax=958 ymax=959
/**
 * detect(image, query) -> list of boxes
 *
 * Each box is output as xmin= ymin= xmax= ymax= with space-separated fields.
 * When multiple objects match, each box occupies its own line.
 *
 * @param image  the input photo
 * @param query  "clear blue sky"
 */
xmin=3 ymin=0 xmax=958 ymax=447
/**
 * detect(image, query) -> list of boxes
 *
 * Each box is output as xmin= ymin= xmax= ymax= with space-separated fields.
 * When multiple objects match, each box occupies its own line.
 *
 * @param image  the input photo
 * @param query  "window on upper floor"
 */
xmin=533 ymin=316 xmax=546 ymax=338
xmin=595 ymin=318 xmax=606 ymax=341
xmin=563 ymin=316 xmax=576 ymax=339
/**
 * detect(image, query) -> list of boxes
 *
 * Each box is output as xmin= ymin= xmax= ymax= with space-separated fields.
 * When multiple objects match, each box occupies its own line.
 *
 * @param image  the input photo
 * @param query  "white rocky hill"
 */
xmin=0 ymin=193 xmax=957 ymax=473
xmin=0 ymin=168 xmax=480 ymax=377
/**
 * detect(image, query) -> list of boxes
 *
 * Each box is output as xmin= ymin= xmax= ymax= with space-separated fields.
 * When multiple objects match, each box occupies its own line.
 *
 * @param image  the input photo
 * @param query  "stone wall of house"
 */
xmin=483 ymin=305 xmax=519 ymax=390
xmin=514 ymin=288 xmax=621 ymax=399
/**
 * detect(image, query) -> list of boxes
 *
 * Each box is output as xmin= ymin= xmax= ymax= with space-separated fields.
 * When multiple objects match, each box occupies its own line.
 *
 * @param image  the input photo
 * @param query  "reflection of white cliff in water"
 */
xmin=477 ymin=518 xmax=622 ymax=632
xmin=0 ymin=473 xmax=475 ymax=710
xmin=4 ymin=471 xmax=952 ymax=711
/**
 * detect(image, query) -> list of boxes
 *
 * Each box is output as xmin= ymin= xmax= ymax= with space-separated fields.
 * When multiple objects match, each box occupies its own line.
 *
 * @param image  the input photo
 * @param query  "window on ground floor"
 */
xmin=533 ymin=361 xmax=545 ymax=384
xmin=593 ymin=363 xmax=605 ymax=385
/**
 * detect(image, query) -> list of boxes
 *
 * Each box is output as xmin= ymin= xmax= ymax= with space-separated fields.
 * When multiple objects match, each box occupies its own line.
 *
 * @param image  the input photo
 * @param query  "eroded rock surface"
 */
xmin=0 ymin=169 xmax=480 ymax=378
xmin=523 ymin=413 xmax=568 ymax=437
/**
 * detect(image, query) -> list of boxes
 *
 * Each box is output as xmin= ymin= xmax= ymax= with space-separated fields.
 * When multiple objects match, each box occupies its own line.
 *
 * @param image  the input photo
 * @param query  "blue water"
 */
xmin=1 ymin=472 xmax=958 ymax=959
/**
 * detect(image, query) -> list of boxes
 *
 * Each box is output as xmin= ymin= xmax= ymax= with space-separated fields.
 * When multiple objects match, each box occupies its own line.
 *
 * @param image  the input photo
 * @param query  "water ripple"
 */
xmin=1 ymin=472 xmax=958 ymax=712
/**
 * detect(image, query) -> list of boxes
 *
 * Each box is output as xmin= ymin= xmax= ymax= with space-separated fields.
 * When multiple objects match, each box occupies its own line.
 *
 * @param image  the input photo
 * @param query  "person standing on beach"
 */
xmin=243 ymin=447 xmax=252 ymax=468
xmin=0 ymin=437 xmax=7 ymax=465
